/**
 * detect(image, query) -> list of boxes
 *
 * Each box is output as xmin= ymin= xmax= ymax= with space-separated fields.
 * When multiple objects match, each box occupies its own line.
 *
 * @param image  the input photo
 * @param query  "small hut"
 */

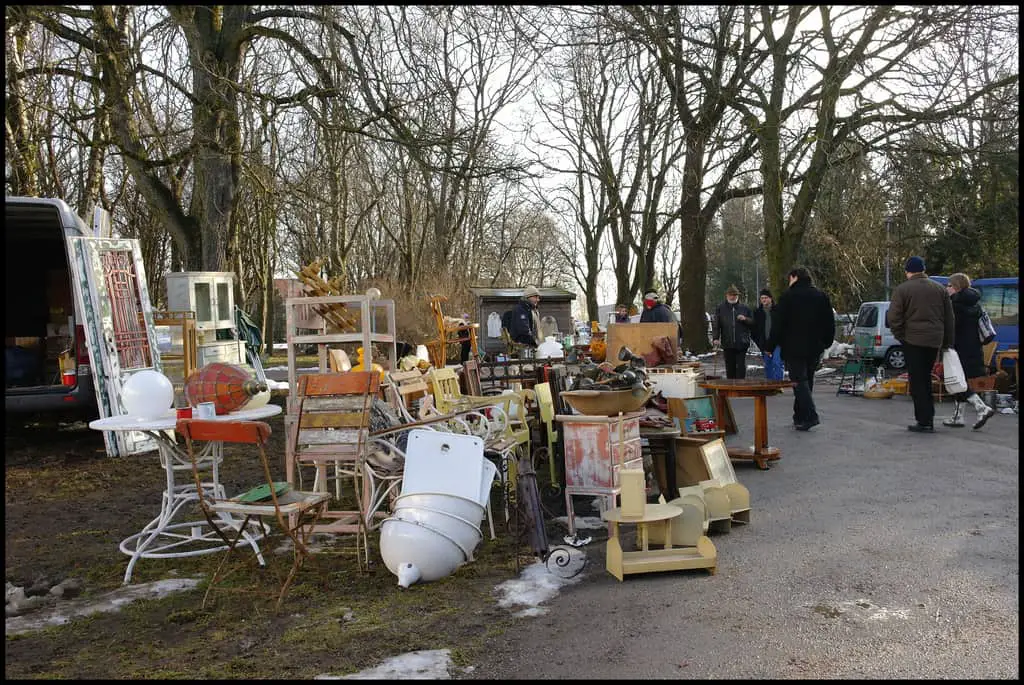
xmin=468 ymin=286 xmax=577 ymax=356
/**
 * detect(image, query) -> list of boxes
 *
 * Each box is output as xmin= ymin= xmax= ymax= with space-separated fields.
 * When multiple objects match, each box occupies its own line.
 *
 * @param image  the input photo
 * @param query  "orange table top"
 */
xmin=699 ymin=379 xmax=793 ymax=393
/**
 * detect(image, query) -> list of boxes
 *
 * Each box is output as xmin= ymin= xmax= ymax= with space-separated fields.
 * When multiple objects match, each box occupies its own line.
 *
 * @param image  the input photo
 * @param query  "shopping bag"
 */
xmin=941 ymin=348 xmax=968 ymax=395
xmin=977 ymin=307 xmax=997 ymax=344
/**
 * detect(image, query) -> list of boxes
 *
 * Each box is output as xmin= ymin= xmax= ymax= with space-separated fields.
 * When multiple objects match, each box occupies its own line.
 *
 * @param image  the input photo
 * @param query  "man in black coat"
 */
xmin=712 ymin=285 xmax=754 ymax=379
xmin=767 ymin=267 xmax=835 ymax=431
xmin=508 ymin=286 xmax=542 ymax=348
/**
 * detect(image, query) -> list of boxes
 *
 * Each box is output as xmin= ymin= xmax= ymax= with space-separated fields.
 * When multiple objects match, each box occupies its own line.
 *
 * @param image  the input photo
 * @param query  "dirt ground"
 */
xmin=4 ymin=396 xmax=561 ymax=679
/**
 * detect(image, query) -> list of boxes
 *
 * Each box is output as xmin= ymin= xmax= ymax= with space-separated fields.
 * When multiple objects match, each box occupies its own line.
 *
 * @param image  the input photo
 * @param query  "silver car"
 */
xmin=852 ymin=301 xmax=906 ymax=370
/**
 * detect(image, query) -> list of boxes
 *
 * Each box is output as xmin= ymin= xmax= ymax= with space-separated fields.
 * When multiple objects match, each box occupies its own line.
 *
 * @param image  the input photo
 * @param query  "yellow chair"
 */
xmin=533 ymin=382 xmax=560 ymax=494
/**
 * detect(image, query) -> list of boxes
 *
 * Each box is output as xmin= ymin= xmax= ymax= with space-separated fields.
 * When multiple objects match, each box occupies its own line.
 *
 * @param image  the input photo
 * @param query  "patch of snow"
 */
xmin=6 ymin=578 xmax=202 ymax=637
xmin=316 ymin=649 xmax=455 ymax=680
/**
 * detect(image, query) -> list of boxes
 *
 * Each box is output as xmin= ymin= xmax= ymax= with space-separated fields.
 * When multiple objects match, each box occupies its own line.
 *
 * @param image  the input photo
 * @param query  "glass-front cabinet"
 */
xmin=165 ymin=272 xmax=236 ymax=337
xmin=165 ymin=271 xmax=245 ymax=367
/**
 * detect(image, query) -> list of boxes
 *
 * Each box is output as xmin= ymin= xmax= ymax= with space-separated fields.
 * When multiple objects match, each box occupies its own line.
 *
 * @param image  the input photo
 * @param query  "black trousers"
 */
xmin=460 ymin=339 xmax=472 ymax=363
xmin=785 ymin=355 xmax=819 ymax=425
xmin=903 ymin=343 xmax=939 ymax=427
xmin=723 ymin=348 xmax=747 ymax=379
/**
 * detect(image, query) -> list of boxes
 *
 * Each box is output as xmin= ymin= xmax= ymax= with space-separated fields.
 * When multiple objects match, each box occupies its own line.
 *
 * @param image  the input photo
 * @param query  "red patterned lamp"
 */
xmin=184 ymin=363 xmax=268 ymax=415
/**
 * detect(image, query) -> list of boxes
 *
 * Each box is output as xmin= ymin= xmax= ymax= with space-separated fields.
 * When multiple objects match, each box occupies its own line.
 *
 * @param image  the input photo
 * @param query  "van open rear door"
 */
xmin=68 ymin=236 xmax=163 ymax=457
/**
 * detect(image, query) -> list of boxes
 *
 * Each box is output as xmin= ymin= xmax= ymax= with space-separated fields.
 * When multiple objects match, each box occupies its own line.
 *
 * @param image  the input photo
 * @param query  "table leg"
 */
xmin=723 ymin=394 xmax=781 ymax=470
xmin=714 ymin=392 xmax=736 ymax=435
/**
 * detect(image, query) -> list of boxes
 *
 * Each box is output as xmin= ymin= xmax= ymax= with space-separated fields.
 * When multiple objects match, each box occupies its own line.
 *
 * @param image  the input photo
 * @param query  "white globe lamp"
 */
xmin=121 ymin=370 xmax=175 ymax=418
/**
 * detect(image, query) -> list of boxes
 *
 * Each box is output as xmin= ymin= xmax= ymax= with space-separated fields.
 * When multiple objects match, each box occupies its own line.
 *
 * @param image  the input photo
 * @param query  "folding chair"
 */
xmin=177 ymin=419 xmax=330 ymax=610
xmin=289 ymin=371 xmax=379 ymax=568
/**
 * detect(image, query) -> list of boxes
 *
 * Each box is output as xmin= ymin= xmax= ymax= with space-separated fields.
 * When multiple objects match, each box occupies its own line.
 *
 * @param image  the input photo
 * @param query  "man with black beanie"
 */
xmin=753 ymin=289 xmax=784 ymax=380
xmin=887 ymin=256 xmax=954 ymax=432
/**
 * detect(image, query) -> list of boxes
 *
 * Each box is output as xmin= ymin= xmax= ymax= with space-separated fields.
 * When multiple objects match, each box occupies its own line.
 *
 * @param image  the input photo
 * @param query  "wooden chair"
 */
xmin=177 ymin=419 xmax=330 ymax=610
xmin=289 ymin=371 xmax=380 ymax=568
xmin=389 ymin=368 xmax=430 ymax=418
xmin=427 ymin=295 xmax=479 ymax=369
xmin=462 ymin=358 xmax=484 ymax=397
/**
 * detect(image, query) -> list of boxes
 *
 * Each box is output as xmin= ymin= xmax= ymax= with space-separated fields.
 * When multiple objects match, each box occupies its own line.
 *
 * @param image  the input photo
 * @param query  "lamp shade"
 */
xmin=121 ymin=370 xmax=175 ymax=418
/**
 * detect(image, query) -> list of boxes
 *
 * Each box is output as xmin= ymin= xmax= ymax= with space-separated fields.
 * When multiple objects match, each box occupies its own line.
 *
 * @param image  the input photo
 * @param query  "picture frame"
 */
xmin=698 ymin=438 xmax=737 ymax=486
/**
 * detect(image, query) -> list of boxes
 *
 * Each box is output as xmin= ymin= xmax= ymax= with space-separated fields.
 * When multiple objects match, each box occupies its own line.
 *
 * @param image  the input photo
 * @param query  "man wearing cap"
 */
xmin=887 ymin=256 xmax=954 ymax=433
xmin=639 ymin=291 xmax=675 ymax=323
xmin=508 ymin=286 xmax=543 ymax=348
xmin=639 ymin=291 xmax=683 ymax=350
xmin=712 ymin=285 xmax=754 ymax=379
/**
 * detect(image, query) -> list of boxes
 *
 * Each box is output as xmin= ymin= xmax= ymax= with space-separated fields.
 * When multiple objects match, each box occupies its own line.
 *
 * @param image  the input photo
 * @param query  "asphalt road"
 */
xmin=466 ymin=386 xmax=1019 ymax=680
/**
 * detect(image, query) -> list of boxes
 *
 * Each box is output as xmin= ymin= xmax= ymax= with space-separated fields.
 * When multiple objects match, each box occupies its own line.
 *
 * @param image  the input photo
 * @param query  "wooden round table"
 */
xmin=698 ymin=378 xmax=794 ymax=470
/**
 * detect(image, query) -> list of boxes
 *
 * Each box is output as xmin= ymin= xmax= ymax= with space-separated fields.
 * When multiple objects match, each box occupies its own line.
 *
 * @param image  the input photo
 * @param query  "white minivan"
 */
xmin=852 ymin=301 xmax=905 ymax=370
xmin=5 ymin=197 xmax=97 ymax=416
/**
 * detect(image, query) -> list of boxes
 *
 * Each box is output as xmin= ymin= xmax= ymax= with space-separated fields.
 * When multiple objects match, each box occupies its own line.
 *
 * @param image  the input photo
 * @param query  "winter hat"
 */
xmin=759 ymin=288 xmax=773 ymax=299
xmin=725 ymin=284 xmax=740 ymax=296
xmin=643 ymin=291 xmax=659 ymax=302
xmin=904 ymin=256 xmax=925 ymax=273
xmin=523 ymin=286 xmax=541 ymax=298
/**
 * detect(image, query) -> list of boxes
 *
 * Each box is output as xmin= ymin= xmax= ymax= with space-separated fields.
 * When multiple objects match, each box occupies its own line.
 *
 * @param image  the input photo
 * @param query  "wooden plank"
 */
xmin=302 ymin=396 xmax=371 ymax=411
xmin=297 ymin=429 xmax=364 ymax=445
xmin=299 ymin=413 xmax=368 ymax=429
xmin=300 ymin=371 xmax=379 ymax=396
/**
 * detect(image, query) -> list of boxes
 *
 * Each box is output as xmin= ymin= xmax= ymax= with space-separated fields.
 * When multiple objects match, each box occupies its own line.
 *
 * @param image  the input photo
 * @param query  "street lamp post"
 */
xmin=884 ymin=215 xmax=894 ymax=300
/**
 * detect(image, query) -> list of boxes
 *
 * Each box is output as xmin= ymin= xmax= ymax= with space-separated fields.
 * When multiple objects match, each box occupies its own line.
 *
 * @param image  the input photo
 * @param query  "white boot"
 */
xmin=942 ymin=401 xmax=965 ymax=427
xmin=966 ymin=393 xmax=995 ymax=430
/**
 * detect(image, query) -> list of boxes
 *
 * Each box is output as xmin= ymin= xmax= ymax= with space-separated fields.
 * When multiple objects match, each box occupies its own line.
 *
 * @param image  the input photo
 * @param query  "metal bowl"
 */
xmin=559 ymin=386 xmax=652 ymax=416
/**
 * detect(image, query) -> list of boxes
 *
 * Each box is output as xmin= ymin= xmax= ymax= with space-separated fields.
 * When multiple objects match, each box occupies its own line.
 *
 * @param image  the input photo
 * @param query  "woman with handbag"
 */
xmin=942 ymin=273 xmax=995 ymax=429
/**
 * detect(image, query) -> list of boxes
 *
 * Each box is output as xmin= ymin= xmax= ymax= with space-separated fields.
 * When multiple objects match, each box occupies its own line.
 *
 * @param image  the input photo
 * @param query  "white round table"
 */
xmin=89 ymin=404 xmax=282 ymax=584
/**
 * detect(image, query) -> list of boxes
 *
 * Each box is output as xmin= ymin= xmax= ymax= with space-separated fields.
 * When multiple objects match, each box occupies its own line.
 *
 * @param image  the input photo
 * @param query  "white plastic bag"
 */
xmin=942 ymin=348 xmax=968 ymax=395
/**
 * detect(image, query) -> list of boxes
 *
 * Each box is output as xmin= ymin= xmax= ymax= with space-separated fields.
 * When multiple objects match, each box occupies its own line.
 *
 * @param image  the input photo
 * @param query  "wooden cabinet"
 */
xmin=555 ymin=411 xmax=645 ymax=536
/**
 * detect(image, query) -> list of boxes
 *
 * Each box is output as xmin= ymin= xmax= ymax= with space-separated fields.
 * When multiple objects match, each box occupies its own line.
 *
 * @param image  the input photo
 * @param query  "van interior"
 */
xmin=5 ymin=203 xmax=80 ymax=394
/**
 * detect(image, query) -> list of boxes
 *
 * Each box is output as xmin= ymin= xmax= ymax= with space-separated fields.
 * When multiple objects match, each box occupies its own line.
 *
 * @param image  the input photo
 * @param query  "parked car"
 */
xmin=852 ymin=301 xmax=905 ymax=370
xmin=5 ymin=197 xmax=97 ymax=416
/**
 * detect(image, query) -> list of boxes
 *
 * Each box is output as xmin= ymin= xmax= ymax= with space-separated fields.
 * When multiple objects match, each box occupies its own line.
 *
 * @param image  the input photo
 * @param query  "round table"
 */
xmin=698 ymin=379 xmax=794 ymax=470
xmin=90 ymin=404 xmax=282 ymax=584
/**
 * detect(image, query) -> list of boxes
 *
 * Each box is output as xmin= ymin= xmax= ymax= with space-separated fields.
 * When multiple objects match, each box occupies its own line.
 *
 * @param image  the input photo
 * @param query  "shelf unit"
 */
xmin=283 ymin=294 xmax=397 ymax=465
xmin=151 ymin=310 xmax=198 ymax=406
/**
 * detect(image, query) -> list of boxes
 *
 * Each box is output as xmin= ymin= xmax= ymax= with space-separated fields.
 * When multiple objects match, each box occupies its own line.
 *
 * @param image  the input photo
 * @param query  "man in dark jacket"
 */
xmin=888 ymin=256 xmax=954 ymax=432
xmin=639 ymin=291 xmax=683 ymax=348
xmin=767 ymin=267 xmax=834 ymax=431
xmin=712 ymin=285 xmax=754 ymax=379
xmin=508 ymin=286 xmax=542 ymax=348
xmin=752 ymin=289 xmax=784 ymax=380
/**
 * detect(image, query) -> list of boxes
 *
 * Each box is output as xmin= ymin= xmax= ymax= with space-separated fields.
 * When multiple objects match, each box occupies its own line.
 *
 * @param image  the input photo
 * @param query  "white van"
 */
xmin=852 ymin=301 xmax=905 ymax=370
xmin=5 ymin=197 xmax=97 ymax=415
